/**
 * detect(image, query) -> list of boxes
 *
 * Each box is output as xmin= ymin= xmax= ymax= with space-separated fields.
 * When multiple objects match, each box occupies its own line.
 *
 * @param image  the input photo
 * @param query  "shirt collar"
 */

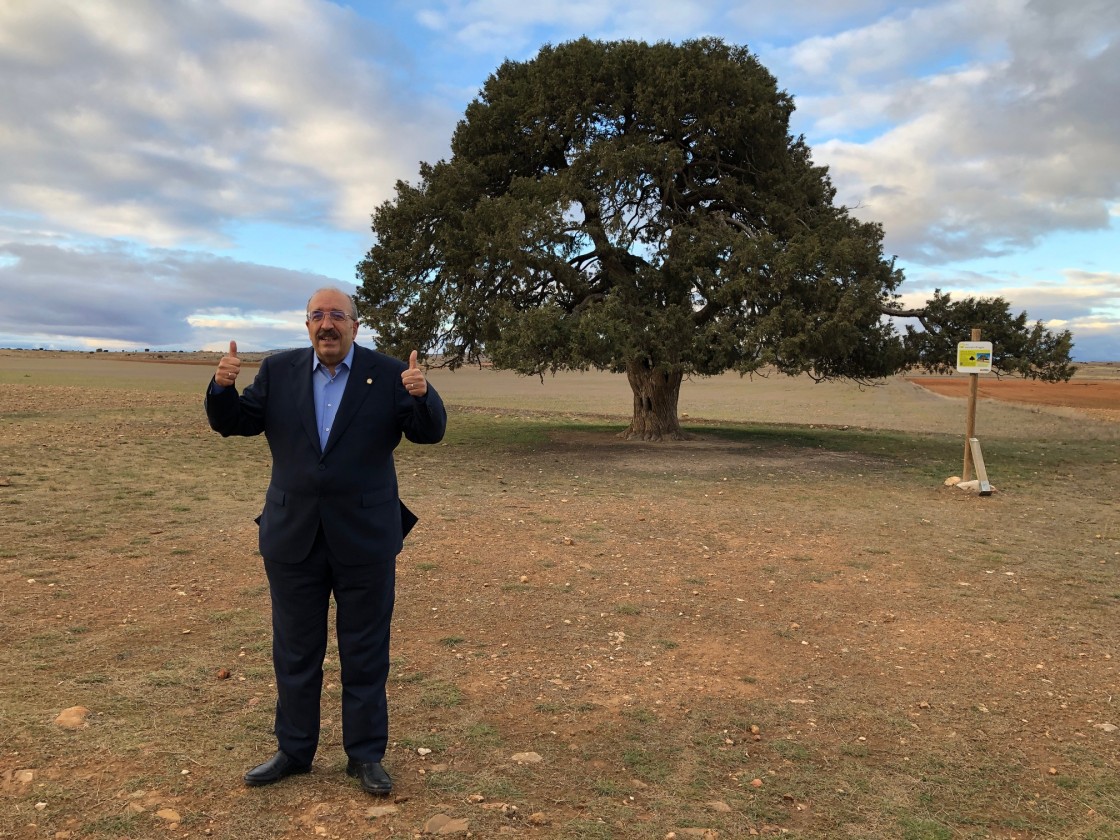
xmin=312 ymin=344 xmax=355 ymax=376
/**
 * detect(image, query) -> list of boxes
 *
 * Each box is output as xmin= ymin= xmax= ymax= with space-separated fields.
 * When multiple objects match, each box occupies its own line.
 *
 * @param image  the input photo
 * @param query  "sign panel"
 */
xmin=956 ymin=341 xmax=993 ymax=373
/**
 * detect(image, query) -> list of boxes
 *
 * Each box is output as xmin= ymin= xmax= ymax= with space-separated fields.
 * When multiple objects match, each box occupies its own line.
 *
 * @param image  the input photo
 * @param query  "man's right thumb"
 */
xmin=229 ymin=340 xmax=238 ymax=357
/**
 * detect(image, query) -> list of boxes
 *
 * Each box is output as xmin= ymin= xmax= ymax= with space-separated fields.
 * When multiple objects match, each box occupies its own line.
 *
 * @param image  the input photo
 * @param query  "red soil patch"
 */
xmin=908 ymin=377 xmax=1120 ymax=421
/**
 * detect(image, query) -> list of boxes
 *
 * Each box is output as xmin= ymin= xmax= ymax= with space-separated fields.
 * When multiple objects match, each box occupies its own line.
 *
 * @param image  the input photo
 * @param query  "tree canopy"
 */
xmin=357 ymin=37 xmax=1075 ymax=439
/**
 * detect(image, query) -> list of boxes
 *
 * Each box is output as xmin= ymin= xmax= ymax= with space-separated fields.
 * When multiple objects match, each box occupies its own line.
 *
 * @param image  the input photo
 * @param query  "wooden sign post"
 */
xmin=956 ymin=328 xmax=993 ymax=483
xmin=969 ymin=437 xmax=993 ymax=495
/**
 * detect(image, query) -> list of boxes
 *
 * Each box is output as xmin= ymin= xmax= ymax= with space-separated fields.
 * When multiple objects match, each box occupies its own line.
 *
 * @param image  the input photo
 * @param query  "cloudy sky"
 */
xmin=1 ymin=0 xmax=1117 ymax=360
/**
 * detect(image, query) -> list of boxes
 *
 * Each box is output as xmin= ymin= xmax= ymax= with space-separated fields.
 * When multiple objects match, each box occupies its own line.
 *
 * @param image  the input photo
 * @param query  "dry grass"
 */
xmin=1 ymin=352 xmax=1118 ymax=839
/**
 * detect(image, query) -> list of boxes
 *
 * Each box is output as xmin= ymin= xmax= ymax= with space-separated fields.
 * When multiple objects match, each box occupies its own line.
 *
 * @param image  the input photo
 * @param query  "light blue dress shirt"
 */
xmin=312 ymin=345 xmax=354 ymax=450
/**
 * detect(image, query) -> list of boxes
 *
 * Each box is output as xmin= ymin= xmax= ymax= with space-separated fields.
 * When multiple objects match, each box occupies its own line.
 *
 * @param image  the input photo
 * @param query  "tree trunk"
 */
xmin=621 ymin=360 xmax=687 ymax=441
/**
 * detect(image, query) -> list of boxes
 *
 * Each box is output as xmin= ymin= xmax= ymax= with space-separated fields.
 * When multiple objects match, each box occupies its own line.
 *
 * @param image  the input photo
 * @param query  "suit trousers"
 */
xmin=263 ymin=525 xmax=396 ymax=766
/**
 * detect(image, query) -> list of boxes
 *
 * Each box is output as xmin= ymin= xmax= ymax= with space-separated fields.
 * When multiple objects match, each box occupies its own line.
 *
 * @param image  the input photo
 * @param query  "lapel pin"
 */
xmin=366 ymin=378 xmax=372 ymax=384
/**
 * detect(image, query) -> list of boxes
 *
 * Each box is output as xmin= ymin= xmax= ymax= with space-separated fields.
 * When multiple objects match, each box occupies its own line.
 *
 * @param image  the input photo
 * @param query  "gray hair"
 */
xmin=306 ymin=287 xmax=359 ymax=320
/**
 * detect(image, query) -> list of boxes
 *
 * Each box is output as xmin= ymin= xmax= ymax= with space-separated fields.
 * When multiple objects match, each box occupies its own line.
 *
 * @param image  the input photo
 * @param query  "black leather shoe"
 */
xmin=243 ymin=751 xmax=311 ymax=786
xmin=346 ymin=759 xmax=392 ymax=795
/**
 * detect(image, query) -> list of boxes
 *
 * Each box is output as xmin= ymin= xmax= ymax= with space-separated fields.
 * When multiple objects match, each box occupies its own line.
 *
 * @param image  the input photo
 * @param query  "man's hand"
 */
xmin=215 ymin=340 xmax=241 ymax=388
xmin=401 ymin=350 xmax=428 ymax=398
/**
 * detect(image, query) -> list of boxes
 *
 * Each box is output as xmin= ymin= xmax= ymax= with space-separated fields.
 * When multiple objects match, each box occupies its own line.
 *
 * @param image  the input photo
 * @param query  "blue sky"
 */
xmin=1 ymin=0 xmax=1117 ymax=360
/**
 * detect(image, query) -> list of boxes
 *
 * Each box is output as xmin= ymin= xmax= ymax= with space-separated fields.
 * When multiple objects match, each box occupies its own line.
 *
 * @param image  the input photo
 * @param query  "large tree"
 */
xmin=357 ymin=37 xmax=1074 ymax=440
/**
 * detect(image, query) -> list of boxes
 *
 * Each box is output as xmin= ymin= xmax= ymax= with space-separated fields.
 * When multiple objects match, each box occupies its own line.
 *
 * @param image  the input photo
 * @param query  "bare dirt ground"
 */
xmin=908 ymin=371 xmax=1120 ymax=423
xmin=1 ymin=352 xmax=1118 ymax=839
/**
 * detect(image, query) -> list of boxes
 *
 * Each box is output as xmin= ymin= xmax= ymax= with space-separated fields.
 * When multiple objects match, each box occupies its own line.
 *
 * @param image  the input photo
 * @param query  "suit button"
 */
xmin=318 ymin=464 xmax=326 ymax=470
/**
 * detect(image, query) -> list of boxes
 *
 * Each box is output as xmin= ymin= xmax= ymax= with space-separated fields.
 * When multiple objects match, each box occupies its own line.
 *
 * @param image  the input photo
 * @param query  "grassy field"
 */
xmin=1 ymin=352 xmax=1118 ymax=839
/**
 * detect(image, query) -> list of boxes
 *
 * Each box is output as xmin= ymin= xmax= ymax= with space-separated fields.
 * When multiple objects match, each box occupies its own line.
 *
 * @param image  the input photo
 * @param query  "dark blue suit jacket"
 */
xmin=205 ymin=344 xmax=447 ymax=565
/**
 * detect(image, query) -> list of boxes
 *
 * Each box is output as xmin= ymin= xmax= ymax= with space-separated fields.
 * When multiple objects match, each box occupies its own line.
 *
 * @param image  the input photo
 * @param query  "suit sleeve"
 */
xmin=397 ymin=382 xmax=447 ymax=445
xmin=204 ymin=358 xmax=269 ymax=437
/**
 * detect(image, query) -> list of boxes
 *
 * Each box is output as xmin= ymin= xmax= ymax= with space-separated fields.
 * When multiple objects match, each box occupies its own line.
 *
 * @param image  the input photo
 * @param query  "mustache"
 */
xmin=316 ymin=329 xmax=341 ymax=340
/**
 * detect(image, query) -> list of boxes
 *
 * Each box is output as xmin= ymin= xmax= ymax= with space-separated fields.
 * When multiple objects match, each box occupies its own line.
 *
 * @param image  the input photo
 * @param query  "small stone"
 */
xmin=53 ymin=707 xmax=90 ymax=729
xmin=527 ymin=812 xmax=549 ymax=825
xmin=35 ymin=802 xmax=47 ymax=811
xmin=944 ymin=476 xmax=961 ymax=486
xmin=707 ymin=800 xmax=732 ymax=812
xmin=423 ymin=813 xmax=470 ymax=835
xmin=1094 ymin=723 xmax=1117 ymax=733
xmin=366 ymin=805 xmax=398 ymax=818
xmin=155 ymin=808 xmax=181 ymax=823
xmin=750 ymin=778 xmax=763 ymax=788
xmin=417 ymin=747 xmax=432 ymax=756
xmin=510 ymin=751 xmax=543 ymax=764
xmin=216 ymin=668 xmax=231 ymax=680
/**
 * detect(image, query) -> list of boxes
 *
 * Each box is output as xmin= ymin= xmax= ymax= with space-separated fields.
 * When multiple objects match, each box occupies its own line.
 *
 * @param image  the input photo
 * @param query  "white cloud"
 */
xmin=0 ymin=241 xmax=339 ymax=350
xmin=0 ymin=0 xmax=1116 ymax=359
xmin=408 ymin=0 xmax=730 ymax=54
xmin=778 ymin=0 xmax=1011 ymax=82
xmin=787 ymin=0 xmax=1120 ymax=263
xmin=0 ymin=0 xmax=454 ymax=248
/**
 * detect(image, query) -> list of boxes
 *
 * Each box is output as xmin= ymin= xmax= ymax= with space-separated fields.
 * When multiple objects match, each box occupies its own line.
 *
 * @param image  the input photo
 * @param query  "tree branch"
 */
xmin=694 ymin=300 xmax=720 ymax=326
xmin=880 ymin=302 xmax=935 ymax=334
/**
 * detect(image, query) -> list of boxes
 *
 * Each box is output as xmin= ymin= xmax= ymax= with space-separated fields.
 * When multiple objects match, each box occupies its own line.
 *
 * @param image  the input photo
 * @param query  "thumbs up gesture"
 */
xmin=401 ymin=349 xmax=427 ymax=398
xmin=216 ymin=340 xmax=241 ymax=388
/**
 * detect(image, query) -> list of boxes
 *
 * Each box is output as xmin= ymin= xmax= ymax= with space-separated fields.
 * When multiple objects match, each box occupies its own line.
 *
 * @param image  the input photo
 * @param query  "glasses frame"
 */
xmin=306 ymin=309 xmax=355 ymax=323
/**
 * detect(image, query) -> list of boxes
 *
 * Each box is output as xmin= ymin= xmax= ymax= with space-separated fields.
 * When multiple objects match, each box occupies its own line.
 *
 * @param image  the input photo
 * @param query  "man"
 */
xmin=205 ymin=287 xmax=447 ymax=795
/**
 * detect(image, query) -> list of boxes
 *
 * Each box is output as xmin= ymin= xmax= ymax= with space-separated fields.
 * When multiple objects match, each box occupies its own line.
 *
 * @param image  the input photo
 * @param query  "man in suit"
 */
xmin=205 ymin=286 xmax=447 ymax=795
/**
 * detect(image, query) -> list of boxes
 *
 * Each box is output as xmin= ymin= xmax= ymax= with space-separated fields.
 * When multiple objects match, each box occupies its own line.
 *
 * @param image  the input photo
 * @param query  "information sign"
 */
xmin=956 ymin=341 xmax=993 ymax=373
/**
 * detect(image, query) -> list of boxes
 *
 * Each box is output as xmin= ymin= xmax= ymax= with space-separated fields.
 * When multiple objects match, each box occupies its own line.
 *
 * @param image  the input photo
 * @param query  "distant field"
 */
xmin=3 ymin=350 xmax=1116 ymax=434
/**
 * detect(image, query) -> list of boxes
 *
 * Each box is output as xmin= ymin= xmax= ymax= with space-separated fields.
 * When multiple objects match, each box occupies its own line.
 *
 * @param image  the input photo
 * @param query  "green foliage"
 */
xmin=357 ymin=36 xmax=1076 ymax=430
xmin=900 ymin=289 xmax=1076 ymax=381
xmin=358 ymin=37 xmax=904 ymax=384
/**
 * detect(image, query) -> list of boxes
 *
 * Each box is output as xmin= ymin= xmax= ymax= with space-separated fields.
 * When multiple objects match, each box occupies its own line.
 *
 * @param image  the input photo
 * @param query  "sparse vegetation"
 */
xmin=0 ymin=352 xmax=1117 ymax=838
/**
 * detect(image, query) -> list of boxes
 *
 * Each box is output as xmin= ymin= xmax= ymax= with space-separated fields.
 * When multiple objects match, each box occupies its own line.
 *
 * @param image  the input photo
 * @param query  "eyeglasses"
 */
xmin=307 ymin=309 xmax=354 ymax=323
